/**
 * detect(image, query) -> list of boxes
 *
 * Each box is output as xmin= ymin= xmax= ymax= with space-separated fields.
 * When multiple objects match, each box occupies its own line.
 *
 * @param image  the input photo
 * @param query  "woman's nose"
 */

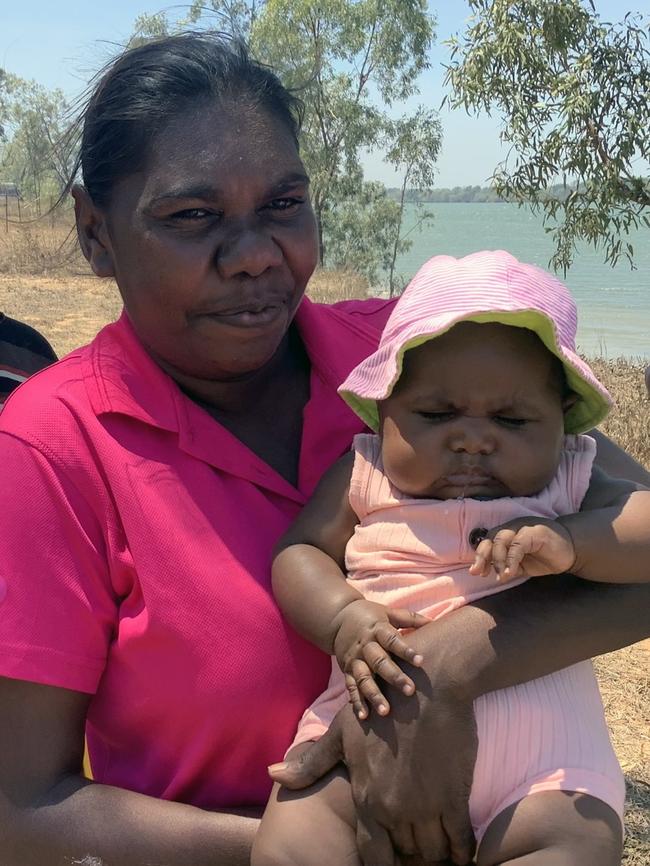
xmin=448 ymin=419 xmax=496 ymax=454
xmin=217 ymin=225 xmax=283 ymax=279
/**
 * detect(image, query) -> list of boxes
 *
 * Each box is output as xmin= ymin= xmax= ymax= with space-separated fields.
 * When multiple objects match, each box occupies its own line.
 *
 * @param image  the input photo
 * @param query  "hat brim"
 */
xmin=339 ymin=309 xmax=612 ymax=435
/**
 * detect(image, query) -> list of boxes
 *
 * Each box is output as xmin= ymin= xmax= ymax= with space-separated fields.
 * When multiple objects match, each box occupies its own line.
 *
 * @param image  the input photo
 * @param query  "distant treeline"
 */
xmin=387 ymin=184 xmax=579 ymax=203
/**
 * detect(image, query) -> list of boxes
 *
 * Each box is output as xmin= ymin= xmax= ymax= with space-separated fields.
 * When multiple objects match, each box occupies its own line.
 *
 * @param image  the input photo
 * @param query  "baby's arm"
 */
xmin=470 ymin=468 xmax=650 ymax=583
xmin=273 ymin=452 xmax=426 ymax=718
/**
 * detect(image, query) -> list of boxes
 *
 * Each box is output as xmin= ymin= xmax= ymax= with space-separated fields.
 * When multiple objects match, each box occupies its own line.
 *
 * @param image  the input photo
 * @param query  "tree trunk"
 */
xmin=388 ymin=175 xmax=408 ymax=297
xmin=315 ymin=204 xmax=325 ymax=266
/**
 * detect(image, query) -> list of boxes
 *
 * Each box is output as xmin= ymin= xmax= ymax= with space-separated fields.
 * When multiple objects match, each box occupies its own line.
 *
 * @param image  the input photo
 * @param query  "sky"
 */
xmin=2 ymin=1 xmax=649 ymax=188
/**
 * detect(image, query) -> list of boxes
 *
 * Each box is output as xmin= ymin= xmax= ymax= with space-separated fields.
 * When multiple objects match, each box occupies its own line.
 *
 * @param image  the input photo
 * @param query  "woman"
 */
xmin=0 ymin=33 xmax=647 ymax=866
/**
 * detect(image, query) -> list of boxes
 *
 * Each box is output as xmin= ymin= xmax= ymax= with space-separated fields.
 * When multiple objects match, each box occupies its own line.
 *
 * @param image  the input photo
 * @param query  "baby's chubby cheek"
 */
xmin=378 ymin=407 xmax=446 ymax=496
xmin=381 ymin=439 xmax=433 ymax=497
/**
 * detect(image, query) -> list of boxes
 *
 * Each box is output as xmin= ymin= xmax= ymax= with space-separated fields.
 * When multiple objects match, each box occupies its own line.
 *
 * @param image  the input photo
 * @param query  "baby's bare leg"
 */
xmin=251 ymin=760 xmax=359 ymax=866
xmin=477 ymin=791 xmax=622 ymax=866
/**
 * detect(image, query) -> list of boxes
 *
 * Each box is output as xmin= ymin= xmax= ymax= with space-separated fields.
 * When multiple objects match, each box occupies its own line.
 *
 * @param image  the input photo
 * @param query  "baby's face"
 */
xmin=379 ymin=322 xmax=570 ymax=500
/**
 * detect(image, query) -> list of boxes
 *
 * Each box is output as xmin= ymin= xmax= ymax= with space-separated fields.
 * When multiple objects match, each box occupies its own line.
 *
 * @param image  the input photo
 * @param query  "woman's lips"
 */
xmin=200 ymin=303 xmax=286 ymax=328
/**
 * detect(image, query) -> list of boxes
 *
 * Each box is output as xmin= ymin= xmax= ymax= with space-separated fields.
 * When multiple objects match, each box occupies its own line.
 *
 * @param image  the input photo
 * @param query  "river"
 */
xmin=390 ymin=202 xmax=649 ymax=359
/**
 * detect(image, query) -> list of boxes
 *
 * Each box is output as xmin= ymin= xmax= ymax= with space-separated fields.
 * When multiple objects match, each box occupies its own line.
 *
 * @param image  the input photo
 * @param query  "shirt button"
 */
xmin=469 ymin=527 xmax=488 ymax=549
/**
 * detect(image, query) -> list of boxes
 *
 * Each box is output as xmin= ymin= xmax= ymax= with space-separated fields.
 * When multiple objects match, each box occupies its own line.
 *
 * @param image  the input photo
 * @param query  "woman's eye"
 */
xmin=495 ymin=415 xmax=528 ymax=427
xmin=169 ymin=208 xmax=217 ymax=221
xmin=267 ymin=197 xmax=303 ymax=212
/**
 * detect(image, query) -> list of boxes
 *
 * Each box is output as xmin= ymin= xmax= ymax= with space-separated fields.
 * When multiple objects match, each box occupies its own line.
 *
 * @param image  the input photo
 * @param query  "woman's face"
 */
xmin=79 ymin=101 xmax=318 ymax=382
xmin=379 ymin=323 xmax=570 ymax=499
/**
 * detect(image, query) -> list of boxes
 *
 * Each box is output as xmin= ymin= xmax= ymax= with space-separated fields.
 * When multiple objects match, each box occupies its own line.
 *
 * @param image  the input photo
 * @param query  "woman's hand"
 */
xmin=347 ymin=683 xmax=477 ymax=866
xmin=469 ymin=517 xmax=576 ymax=580
xmin=333 ymin=599 xmax=429 ymax=719
xmin=271 ymin=621 xmax=478 ymax=866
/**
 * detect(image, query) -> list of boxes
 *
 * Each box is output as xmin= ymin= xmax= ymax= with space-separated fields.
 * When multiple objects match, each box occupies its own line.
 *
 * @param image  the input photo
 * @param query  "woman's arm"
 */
xmin=0 ymin=677 xmax=260 ymax=866
xmin=591 ymin=428 xmax=650 ymax=486
xmin=415 ymin=573 xmax=650 ymax=700
xmin=557 ymin=468 xmax=650 ymax=583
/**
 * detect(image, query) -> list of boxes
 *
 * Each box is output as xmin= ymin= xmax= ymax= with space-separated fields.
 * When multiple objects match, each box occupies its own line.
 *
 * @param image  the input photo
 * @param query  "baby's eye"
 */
xmin=417 ymin=411 xmax=456 ymax=423
xmin=495 ymin=415 xmax=528 ymax=427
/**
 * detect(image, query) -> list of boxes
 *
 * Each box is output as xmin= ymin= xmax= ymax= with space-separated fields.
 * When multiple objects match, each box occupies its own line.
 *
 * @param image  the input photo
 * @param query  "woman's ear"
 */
xmin=71 ymin=185 xmax=115 ymax=278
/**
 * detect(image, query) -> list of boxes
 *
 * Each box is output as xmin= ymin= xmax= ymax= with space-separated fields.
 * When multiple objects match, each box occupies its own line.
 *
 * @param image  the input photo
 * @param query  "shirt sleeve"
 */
xmin=0 ymin=432 xmax=117 ymax=693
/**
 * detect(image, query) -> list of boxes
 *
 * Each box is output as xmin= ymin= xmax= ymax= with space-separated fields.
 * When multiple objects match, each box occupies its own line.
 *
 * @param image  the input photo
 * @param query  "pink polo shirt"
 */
xmin=0 ymin=296 xmax=393 ymax=808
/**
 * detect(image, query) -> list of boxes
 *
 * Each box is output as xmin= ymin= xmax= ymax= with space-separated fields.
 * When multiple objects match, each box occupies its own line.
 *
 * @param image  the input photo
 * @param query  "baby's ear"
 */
xmin=562 ymin=392 xmax=579 ymax=415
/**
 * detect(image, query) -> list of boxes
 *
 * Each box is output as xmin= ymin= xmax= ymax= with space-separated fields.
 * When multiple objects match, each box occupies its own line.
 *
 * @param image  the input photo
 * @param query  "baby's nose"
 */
xmin=449 ymin=419 xmax=496 ymax=454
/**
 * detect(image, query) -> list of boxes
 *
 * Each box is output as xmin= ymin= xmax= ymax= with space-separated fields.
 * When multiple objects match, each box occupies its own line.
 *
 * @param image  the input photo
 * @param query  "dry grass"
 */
xmin=591 ymin=358 xmax=650 ymax=470
xmin=0 ymin=222 xmax=648 ymax=861
xmin=307 ymin=267 xmax=371 ymax=303
xmin=0 ymin=274 xmax=121 ymax=356
xmin=0 ymin=213 xmax=86 ymax=276
xmin=587 ymin=372 xmax=649 ymax=860
xmin=595 ymin=645 xmax=650 ymax=865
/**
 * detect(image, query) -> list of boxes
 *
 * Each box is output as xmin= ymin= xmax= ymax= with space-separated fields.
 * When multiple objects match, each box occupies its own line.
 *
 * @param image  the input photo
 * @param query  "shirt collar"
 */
xmin=84 ymin=311 xmax=181 ymax=433
xmin=83 ymin=300 xmax=384 ymax=500
xmin=87 ymin=300 xmax=383 ymax=426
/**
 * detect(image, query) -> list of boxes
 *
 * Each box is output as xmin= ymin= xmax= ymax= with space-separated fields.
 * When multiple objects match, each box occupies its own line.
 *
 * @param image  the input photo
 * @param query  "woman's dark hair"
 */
xmin=67 ymin=32 xmax=303 ymax=207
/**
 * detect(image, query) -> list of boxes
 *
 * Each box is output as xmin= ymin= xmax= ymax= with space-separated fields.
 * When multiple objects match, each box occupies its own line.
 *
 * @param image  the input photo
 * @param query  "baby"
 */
xmin=253 ymin=251 xmax=650 ymax=866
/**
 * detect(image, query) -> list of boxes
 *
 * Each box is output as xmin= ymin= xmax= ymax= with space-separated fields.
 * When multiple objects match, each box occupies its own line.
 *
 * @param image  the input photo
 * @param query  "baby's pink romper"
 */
xmin=291 ymin=432 xmax=625 ymax=842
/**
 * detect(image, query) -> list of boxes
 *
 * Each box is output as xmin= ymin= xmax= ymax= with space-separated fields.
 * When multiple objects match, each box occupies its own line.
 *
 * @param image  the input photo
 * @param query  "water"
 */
xmin=390 ymin=203 xmax=650 ymax=359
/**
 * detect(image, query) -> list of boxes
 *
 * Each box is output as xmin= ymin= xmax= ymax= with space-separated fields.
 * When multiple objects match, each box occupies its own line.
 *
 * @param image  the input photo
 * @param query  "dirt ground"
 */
xmin=0 ymin=268 xmax=648 ymax=863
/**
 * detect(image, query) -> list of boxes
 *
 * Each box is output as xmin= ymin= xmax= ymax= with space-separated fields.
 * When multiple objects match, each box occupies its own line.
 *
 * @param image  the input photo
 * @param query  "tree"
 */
xmin=445 ymin=0 xmax=650 ymax=272
xmin=384 ymin=107 xmax=442 ymax=295
xmin=144 ymin=0 xmax=438 ymax=284
xmin=0 ymin=69 xmax=13 ymax=142
xmin=128 ymin=10 xmax=176 ymax=46
xmin=5 ymin=79 xmax=72 ymax=204
xmin=0 ymin=77 xmax=71 ymax=206
xmin=323 ymin=179 xmax=402 ymax=282
xmin=189 ymin=0 xmax=263 ymax=38
xmin=250 ymin=0 xmax=433 ymax=265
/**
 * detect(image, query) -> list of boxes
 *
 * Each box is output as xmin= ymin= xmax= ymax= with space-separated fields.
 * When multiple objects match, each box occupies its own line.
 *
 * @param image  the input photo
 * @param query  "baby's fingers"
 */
xmin=503 ymin=529 xmax=531 ymax=579
xmin=379 ymin=616 xmax=425 ymax=666
xmin=469 ymin=538 xmax=494 ymax=577
xmin=491 ymin=529 xmax=518 ymax=578
xmin=349 ymin=657 xmax=391 ymax=716
xmin=364 ymin=637 xmax=418 ymax=697
xmin=345 ymin=672 xmax=369 ymax=720
xmin=386 ymin=607 xmax=430 ymax=632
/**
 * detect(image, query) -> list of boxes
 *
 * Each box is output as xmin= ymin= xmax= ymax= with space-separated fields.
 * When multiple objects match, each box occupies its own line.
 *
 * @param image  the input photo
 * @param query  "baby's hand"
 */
xmin=333 ymin=599 xmax=429 ymax=720
xmin=469 ymin=518 xmax=576 ymax=581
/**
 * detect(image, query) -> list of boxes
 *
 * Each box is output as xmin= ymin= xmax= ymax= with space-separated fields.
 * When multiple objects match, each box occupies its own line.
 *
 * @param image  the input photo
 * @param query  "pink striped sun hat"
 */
xmin=339 ymin=250 xmax=612 ymax=435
